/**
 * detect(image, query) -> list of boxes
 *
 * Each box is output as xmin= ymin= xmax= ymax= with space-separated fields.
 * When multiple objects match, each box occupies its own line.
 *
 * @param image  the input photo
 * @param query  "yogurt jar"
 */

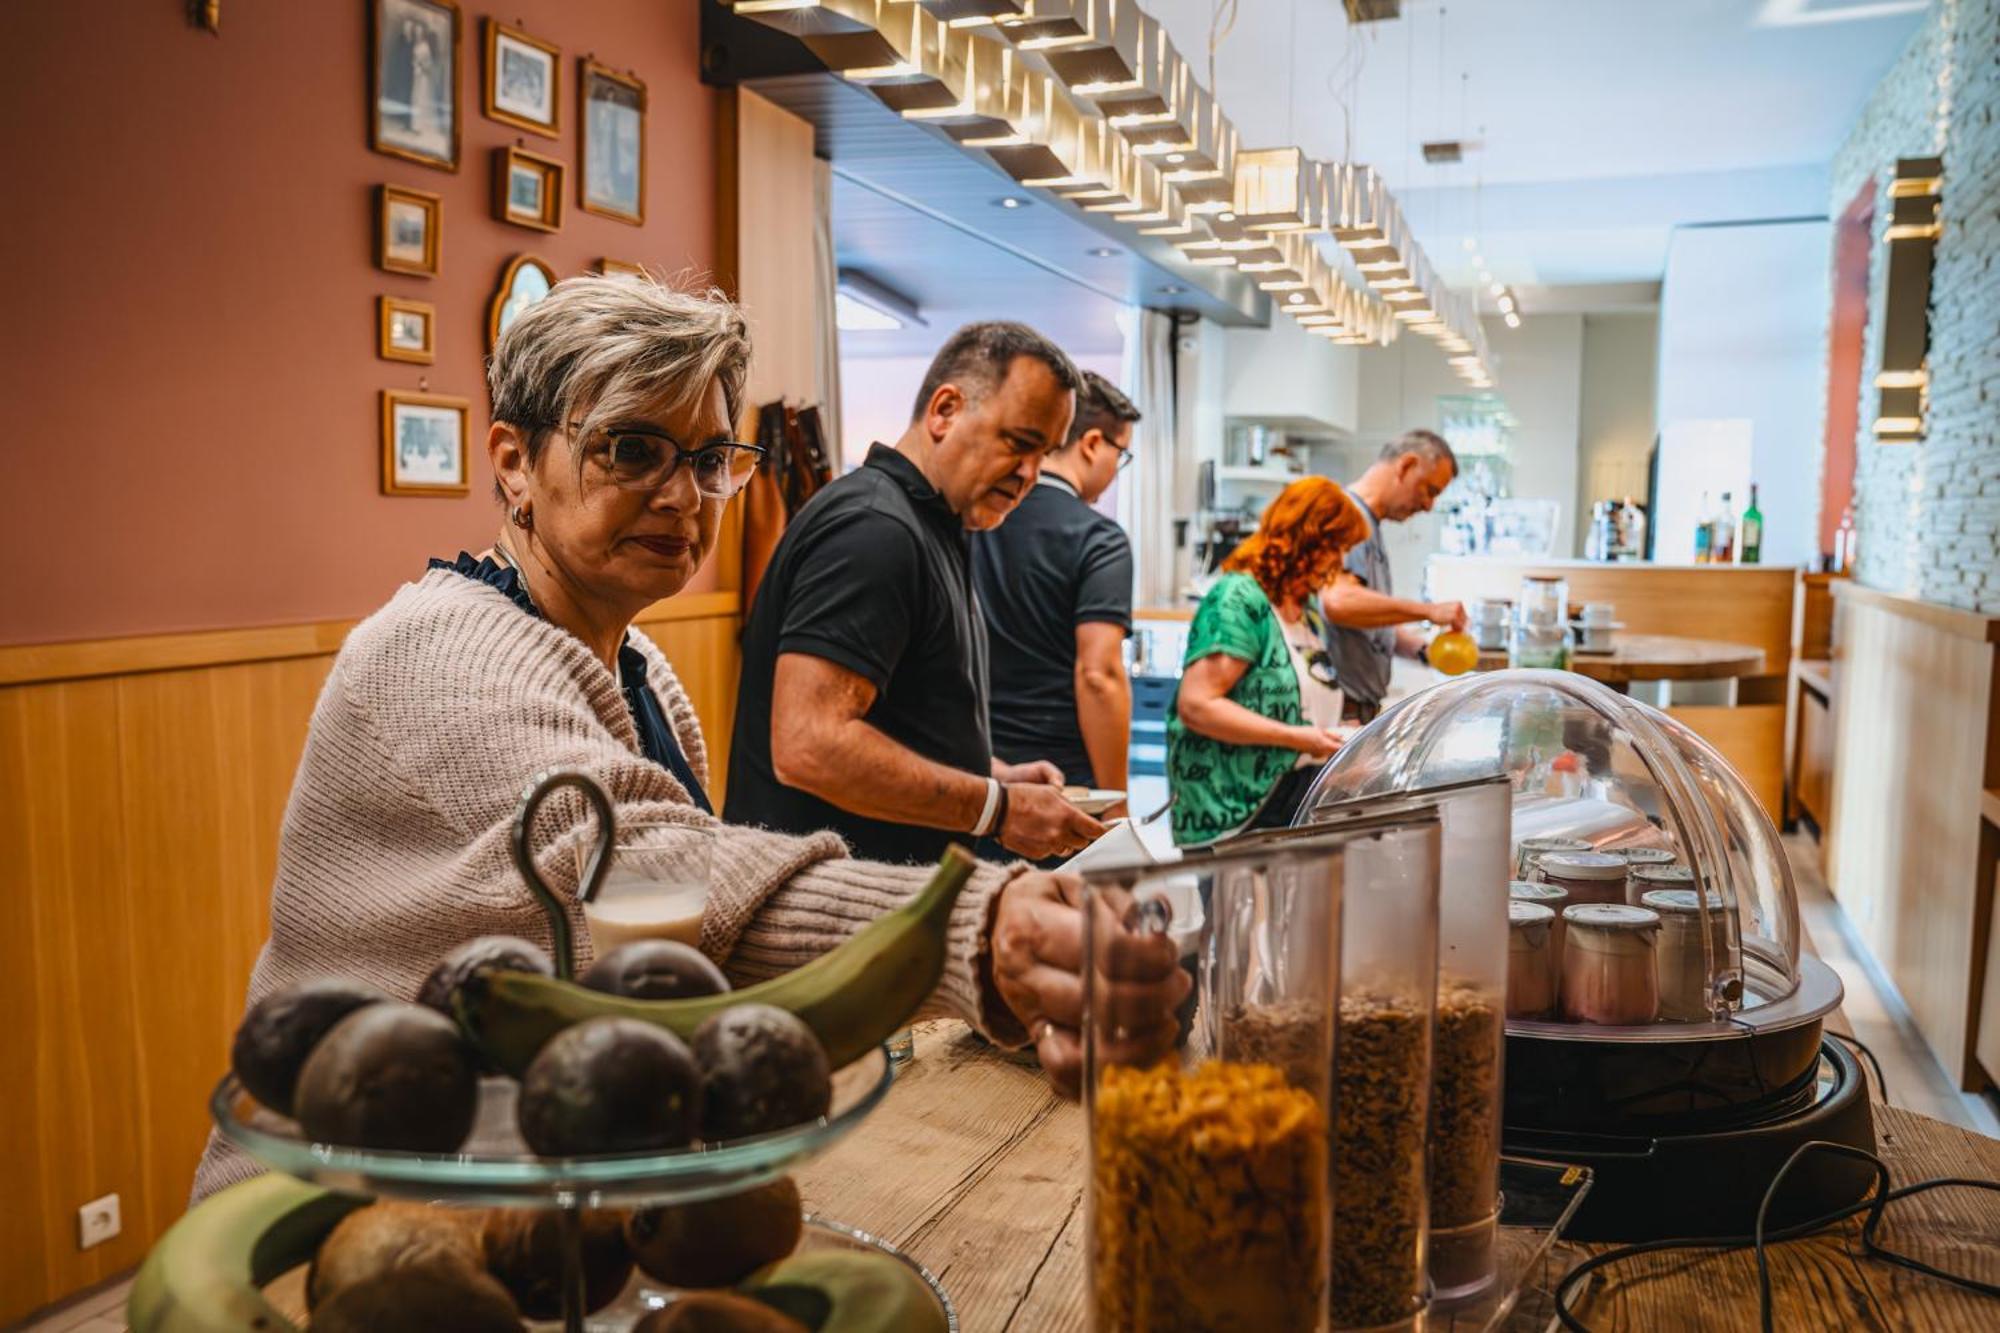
xmin=1516 ymin=836 xmax=1591 ymax=880
xmin=1510 ymin=880 xmax=1571 ymax=960
xmin=1508 ymin=901 xmax=1559 ymax=1020
xmin=1560 ymin=904 xmax=1661 ymax=1025
xmin=1538 ymin=851 xmax=1630 ymax=908
xmin=1608 ymin=846 xmax=1678 ymax=871
xmin=1629 ymin=862 xmax=1695 ymax=906
xmin=1641 ymin=888 xmax=1735 ymax=1021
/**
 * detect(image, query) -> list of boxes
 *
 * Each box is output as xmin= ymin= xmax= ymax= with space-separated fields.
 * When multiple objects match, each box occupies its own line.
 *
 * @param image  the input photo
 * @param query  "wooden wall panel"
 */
xmin=1667 ymin=702 xmax=1787 ymax=819
xmin=0 ymin=605 xmax=740 ymax=1323
xmin=1825 ymin=585 xmax=2000 ymax=1088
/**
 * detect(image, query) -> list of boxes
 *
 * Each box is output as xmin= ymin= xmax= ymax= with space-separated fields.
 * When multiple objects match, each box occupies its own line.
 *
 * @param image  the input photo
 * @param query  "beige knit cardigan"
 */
xmin=191 ymin=567 xmax=1020 ymax=1200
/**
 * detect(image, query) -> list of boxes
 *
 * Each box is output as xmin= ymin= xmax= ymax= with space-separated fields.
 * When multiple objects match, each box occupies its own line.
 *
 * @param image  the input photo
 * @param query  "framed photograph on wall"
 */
xmin=376 ymin=184 xmax=442 ymax=276
xmin=370 ymin=0 xmax=461 ymax=171
xmin=484 ymin=20 xmax=560 ymax=137
xmin=495 ymin=146 xmax=564 ymax=232
xmin=377 ymin=296 xmax=436 ymax=364
xmin=488 ymin=254 xmax=557 ymax=350
xmin=580 ymin=61 xmax=646 ymax=225
xmin=381 ymin=390 xmax=470 ymax=496
xmin=598 ymin=258 xmax=647 ymax=278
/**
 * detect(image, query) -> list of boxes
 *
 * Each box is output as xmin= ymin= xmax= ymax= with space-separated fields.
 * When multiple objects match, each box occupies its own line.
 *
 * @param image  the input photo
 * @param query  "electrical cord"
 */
xmin=1554 ymin=1139 xmax=2000 ymax=1332
xmin=1827 ymin=1029 xmax=1889 ymax=1102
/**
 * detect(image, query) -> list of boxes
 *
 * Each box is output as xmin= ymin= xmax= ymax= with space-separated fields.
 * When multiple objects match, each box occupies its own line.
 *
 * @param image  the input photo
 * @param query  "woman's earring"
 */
xmin=510 ymin=504 xmax=533 ymax=530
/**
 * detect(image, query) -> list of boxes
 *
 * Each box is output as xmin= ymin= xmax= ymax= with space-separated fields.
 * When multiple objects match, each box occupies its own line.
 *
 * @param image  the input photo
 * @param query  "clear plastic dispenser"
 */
xmin=1296 ymin=777 xmax=1513 ymax=1304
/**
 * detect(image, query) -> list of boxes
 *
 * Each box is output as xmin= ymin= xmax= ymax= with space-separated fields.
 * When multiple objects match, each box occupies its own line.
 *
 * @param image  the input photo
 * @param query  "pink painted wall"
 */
xmin=0 ymin=1 xmax=715 ymax=645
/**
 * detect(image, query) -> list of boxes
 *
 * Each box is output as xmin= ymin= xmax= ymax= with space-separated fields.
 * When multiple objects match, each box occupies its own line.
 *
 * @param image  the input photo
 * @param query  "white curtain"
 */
xmin=811 ymin=157 xmax=843 ymax=454
xmin=1119 ymin=308 xmax=1180 ymax=608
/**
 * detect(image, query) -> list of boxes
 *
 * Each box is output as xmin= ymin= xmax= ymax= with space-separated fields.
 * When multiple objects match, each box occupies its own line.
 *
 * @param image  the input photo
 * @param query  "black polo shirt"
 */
xmin=971 ymin=475 xmax=1133 ymax=787
xmin=725 ymin=444 xmax=991 ymax=865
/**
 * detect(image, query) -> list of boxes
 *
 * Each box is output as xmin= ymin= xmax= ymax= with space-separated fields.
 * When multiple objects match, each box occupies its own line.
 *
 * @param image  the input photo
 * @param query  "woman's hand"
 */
xmin=1290 ymin=725 xmax=1345 ymax=760
xmin=987 ymin=871 xmax=1190 ymax=1098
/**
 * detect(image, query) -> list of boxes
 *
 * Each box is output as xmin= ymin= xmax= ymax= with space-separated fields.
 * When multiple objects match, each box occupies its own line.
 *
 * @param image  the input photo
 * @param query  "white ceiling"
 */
xmin=1144 ymin=0 xmax=1926 ymax=287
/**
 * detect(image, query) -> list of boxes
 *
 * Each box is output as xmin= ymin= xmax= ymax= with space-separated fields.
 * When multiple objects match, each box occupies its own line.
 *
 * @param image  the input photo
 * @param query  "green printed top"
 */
xmin=1167 ymin=573 xmax=1303 ymax=846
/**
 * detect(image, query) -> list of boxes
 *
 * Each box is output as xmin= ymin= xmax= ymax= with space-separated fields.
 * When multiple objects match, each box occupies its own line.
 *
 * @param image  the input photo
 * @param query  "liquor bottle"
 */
xmin=1833 ymin=505 xmax=1858 ymax=573
xmin=1712 ymin=492 xmax=1736 ymax=564
xmin=1739 ymin=486 xmax=1763 ymax=564
xmin=1693 ymin=491 xmax=1713 ymax=564
xmin=1620 ymin=497 xmax=1648 ymax=562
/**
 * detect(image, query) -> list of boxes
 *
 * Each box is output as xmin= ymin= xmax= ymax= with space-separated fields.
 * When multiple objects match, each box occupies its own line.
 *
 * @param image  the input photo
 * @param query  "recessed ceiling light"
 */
xmin=1479 ymin=270 xmax=1493 ymax=284
xmin=1490 ymin=282 xmax=1505 ymax=296
xmin=1158 ymin=284 xmax=1187 ymax=295
xmin=1165 ymin=153 xmax=1186 ymax=164
xmin=1088 ymin=246 xmax=1121 ymax=258
xmin=1286 ymin=292 xmax=1306 ymax=304
xmin=1218 ymin=211 xmax=1236 ymax=222
xmin=993 ymin=196 xmax=1028 ymax=209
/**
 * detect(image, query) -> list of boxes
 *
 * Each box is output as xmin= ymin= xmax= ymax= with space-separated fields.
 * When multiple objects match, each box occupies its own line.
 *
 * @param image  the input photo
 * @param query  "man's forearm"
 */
xmin=1075 ymin=667 xmax=1132 ymax=792
xmin=1320 ymin=583 xmax=1434 ymax=629
xmin=781 ymin=717 xmax=988 ymax=831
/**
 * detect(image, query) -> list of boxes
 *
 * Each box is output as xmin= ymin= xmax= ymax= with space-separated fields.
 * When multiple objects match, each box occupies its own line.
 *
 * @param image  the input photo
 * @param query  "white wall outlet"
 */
xmin=77 ymin=1193 xmax=120 ymax=1250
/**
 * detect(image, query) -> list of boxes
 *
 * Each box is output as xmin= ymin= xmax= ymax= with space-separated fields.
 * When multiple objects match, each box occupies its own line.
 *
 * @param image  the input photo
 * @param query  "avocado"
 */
xmin=635 ymin=1292 xmax=810 ymax=1333
xmin=479 ymin=1207 xmax=633 ymax=1318
xmin=309 ymin=1258 xmax=523 ymax=1332
xmin=582 ymin=939 xmax=731 ymax=1001
xmin=418 ymin=936 xmax=554 ymax=1016
xmin=746 ymin=1250 xmax=948 ymax=1333
xmin=626 ymin=1176 xmax=802 ymax=1288
xmin=694 ymin=1005 xmax=832 ymax=1141
xmin=517 ymin=1016 xmax=701 ymax=1156
xmin=230 ymin=977 xmax=389 ymax=1116
xmin=293 ymin=1003 xmax=480 ymax=1153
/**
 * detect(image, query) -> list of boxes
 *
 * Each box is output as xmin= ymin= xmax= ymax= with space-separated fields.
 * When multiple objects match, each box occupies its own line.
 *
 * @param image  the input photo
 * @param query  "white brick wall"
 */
xmin=1829 ymin=0 xmax=2000 ymax=611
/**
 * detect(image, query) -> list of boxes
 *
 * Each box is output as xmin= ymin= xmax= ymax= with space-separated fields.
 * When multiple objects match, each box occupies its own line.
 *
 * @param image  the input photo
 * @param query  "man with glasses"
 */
xmin=972 ymin=371 xmax=1142 ymax=823
xmin=727 ymin=322 xmax=1108 ymax=865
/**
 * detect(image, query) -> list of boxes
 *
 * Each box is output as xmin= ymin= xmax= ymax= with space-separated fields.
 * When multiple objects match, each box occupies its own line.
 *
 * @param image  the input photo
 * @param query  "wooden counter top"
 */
xmin=795 ymin=1023 xmax=2000 ymax=1330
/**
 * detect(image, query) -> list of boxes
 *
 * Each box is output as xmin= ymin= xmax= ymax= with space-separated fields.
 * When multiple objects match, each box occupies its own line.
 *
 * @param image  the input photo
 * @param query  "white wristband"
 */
xmin=973 ymin=777 xmax=1003 ymax=837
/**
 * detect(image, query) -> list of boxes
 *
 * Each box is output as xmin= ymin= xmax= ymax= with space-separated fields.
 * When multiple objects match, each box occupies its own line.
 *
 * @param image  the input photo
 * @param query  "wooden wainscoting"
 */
xmin=1824 ymin=582 xmax=2000 ymax=1089
xmin=0 ymin=593 xmax=741 ymax=1324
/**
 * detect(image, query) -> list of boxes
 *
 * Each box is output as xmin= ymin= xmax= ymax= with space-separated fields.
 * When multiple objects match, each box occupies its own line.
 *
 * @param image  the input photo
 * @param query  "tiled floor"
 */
xmin=16 ymin=827 xmax=1993 ymax=1330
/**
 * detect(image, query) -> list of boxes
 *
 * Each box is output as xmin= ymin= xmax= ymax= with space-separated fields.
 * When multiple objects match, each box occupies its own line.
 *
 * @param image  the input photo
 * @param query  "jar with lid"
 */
xmin=1609 ymin=846 xmax=1678 ymax=873
xmin=1629 ymin=862 xmax=1694 ymax=905
xmin=1509 ymin=575 xmax=1574 ymax=670
xmin=1516 ymin=835 xmax=1590 ymax=878
xmin=1538 ymin=850 xmax=1629 ymax=907
xmin=1511 ymin=879 xmax=1571 ymax=961
xmin=1508 ymin=902 xmax=1559 ymax=1020
xmin=1560 ymin=904 xmax=1661 ymax=1025
xmin=1642 ymin=888 xmax=1737 ymax=1021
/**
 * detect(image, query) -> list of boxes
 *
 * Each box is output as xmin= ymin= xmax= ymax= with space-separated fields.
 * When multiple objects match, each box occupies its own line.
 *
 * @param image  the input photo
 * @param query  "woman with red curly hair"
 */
xmin=1167 ymin=477 xmax=1371 ymax=845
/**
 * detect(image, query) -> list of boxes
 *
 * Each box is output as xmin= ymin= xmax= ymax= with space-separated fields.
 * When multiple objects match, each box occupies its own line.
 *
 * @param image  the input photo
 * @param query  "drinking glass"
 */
xmin=575 ymin=822 xmax=714 ymax=959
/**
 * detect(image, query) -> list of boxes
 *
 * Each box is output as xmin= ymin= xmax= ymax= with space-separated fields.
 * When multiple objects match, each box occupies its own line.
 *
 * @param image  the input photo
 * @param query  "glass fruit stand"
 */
xmin=1301 ymin=671 xmax=1872 ymax=1243
xmin=130 ymin=770 xmax=956 ymax=1332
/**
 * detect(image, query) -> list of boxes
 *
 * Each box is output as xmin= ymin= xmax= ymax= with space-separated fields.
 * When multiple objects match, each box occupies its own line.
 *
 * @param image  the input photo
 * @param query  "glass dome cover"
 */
xmin=1301 ymin=670 xmax=1833 ymax=1040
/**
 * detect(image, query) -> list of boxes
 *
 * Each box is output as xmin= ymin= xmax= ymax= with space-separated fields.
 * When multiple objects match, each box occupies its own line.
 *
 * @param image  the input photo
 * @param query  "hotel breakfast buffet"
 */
xmin=9 ymin=1 xmax=2000 ymax=1330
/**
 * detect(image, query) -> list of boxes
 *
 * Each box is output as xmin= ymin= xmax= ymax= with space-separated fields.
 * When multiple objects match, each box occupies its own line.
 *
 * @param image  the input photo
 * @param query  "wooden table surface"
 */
xmin=795 ymin=1023 xmax=2000 ymax=1331
xmin=1472 ymin=633 xmax=1767 ymax=684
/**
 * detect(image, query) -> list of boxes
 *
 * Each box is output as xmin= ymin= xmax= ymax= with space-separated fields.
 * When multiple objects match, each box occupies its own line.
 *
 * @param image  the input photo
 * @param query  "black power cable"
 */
xmin=1826 ymin=1029 xmax=1889 ymax=1102
xmin=1554 ymin=1139 xmax=2000 ymax=1332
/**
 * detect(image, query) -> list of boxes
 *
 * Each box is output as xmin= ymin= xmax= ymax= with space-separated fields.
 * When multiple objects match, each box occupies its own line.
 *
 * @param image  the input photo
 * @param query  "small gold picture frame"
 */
xmin=488 ymin=253 xmax=557 ymax=351
xmin=370 ymin=0 xmax=462 ymax=171
xmin=377 ymin=184 xmax=442 ymax=276
xmin=495 ymin=145 xmax=564 ymax=232
xmin=381 ymin=389 xmax=470 ymax=496
xmin=378 ymin=296 xmax=436 ymax=364
xmin=598 ymin=258 xmax=647 ymax=278
xmin=580 ymin=60 xmax=646 ymax=225
xmin=483 ymin=20 xmax=560 ymax=138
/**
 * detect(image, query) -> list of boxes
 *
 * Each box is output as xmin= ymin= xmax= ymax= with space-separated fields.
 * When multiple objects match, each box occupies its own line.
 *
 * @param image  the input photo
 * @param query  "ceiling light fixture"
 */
xmin=994 ymin=195 xmax=1028 ymax=208
xmin=1088 ymin=246 xmax=1121 ymax=258
xmin=835 ymin=268 xmax=927 ymax=332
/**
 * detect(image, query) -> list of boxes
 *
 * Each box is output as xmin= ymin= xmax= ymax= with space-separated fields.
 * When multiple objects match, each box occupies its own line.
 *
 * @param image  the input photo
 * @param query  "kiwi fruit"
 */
xmin=307 ymin=1202 xmax=486 ymax=1309
xmin=626 ymin=1176 xmax=803 ymax=1289
xmin=417 ymin=935 xmax=554 ymax=1017
xmin=517 ymin=1016 xmax=701 ymax=1156
xmin=479 ymin=1207 xmax=633 ymax=1318
xmin=293 ymin=1002 xmax=480 ymax=1153
xmin=693 ymin=1005 xmax=832 ymax=1141
xmin=229 ymin=977 xmax=388 ymax=1116
xmin=582 ymin=939 xmax=731 ymax=1001
xmin=633 ymin=1293 xmax=810 ymax=1333
xmin=309 ymin=1259 xmax=523 ymax=1332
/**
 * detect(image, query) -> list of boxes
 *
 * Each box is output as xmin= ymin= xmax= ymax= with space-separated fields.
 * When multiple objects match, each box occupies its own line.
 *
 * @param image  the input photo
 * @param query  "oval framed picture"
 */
xmin=488 ymin=254 xmax=557 ymax=350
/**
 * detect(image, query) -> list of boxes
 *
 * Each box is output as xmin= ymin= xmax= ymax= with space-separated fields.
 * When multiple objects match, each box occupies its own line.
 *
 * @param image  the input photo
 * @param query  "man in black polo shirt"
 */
xmin=973 ymin=371 xmax=1141 ymax=814
xmin=726 ymin=322 xmax=1108 ymax=865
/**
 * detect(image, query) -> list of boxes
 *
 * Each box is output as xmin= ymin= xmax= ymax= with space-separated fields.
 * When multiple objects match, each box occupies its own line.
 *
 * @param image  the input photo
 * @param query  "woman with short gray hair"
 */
xmin=192 ymin=276 xmax=1185 ymax=1198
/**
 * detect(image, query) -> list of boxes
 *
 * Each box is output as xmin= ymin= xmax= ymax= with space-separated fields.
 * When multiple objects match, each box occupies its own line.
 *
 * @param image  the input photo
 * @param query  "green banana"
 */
xmin=744 ymin=1248 xmax=951 ymax=1333
xmin=128 ymin=1173 xmax=364 ymax=1332
xmin=457 ymin=845 xmax=977 ymax=1077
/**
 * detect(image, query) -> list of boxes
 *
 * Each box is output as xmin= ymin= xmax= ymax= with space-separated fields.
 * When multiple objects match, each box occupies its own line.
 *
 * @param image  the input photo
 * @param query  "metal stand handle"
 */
xmin=510 ymin=767 xmax=616 ymax=981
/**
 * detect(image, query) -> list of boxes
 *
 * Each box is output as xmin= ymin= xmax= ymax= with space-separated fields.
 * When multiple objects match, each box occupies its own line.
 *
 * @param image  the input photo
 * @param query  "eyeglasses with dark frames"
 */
xmin=564 ymin=421 xmax=766 ymax=499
